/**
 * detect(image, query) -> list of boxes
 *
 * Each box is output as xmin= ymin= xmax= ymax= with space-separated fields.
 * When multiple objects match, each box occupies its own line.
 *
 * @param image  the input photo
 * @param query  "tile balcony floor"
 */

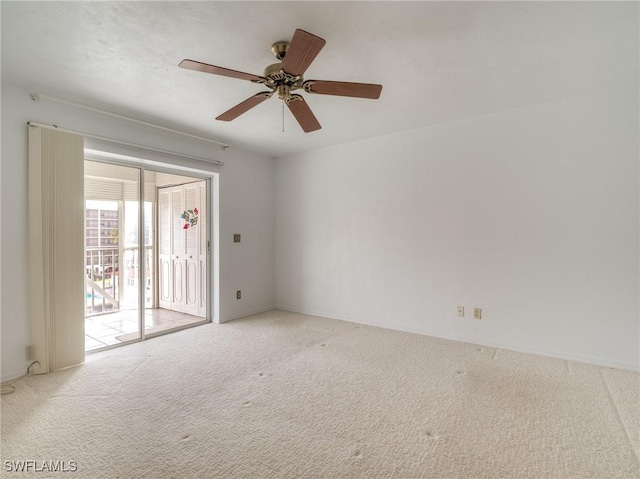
xmin=85 ymin=308 xmax=206 ymax=351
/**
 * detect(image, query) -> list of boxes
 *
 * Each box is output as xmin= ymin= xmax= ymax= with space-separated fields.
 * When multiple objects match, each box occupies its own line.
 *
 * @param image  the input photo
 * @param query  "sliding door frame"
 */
xmin=84 ymin=151 xmax=216 ymax=351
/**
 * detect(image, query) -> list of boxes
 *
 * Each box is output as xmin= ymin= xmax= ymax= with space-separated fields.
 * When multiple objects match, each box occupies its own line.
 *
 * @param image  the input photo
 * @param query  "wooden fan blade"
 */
xmin=179 ymin=59 xmax=264 ymax=82
xmin=216 ymin=92 xmax=272 ymax=122
xmin=281 ymin=29 xmax=326 ymax=77
xmin=305 ymin=80 xmax=382 ymax=99
xmin=286 ymin=95 xmax=321 ymax=133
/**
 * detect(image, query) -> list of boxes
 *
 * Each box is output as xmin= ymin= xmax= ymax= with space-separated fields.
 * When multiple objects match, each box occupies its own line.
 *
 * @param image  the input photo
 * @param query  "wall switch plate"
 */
xmin=457 ymin=306 xmax=465 ymax=317
xmin=474 ymin=307 xmax=482 ymax=320
xmin=234 ymin=234 xmax=241 ymax=243
xmin=236 ymin=290 xmax=241 ymax=300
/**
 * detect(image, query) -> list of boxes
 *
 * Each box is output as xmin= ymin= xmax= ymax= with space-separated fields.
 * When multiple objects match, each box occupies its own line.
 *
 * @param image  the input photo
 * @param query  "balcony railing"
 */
xmin=86 ymin=246 xmax=153 ymax=316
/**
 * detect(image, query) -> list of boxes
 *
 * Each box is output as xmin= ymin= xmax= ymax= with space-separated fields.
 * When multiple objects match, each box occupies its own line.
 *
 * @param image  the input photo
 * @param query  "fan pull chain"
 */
xmin=282 ymin=102 xmax=285 ymax=133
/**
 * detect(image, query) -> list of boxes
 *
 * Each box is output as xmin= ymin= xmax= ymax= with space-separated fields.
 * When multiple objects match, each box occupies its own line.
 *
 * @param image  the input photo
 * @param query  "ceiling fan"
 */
xmin=179 ymin=29 xmax=383 ymax=133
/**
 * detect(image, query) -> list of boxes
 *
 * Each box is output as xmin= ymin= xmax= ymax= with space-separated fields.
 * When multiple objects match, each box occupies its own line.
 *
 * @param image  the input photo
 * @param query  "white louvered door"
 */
xmin=157 ymin=182 xmax=206 ymax=317
xmin=158 ymin=189 xmax=172 ymax=310
xmin=183 ymin=183 xmax=199 ymax=316
xmin=198 ymin=182 xmax=207 ymax=318
xmin=171 ymin=188 xmax=186 ymax=312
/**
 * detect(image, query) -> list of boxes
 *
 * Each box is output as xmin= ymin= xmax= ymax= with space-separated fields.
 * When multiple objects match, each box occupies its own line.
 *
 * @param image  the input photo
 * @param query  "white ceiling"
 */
xmin=2 ymin=1 xmax=638 ymax=158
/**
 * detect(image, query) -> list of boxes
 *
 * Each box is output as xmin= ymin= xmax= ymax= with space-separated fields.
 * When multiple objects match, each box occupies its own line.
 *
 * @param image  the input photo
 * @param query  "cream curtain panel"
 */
xmin=28 ymin=125 xmax=85 ymax=373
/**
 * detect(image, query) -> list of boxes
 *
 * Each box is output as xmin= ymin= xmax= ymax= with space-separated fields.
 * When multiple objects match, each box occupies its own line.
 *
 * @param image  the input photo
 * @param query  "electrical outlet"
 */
xmin=457 ymin=306 xmax=465 ymax=317
xmin=236 ymin=290 xmax=241 ymax=300
xmin=473 ymin=307 xmax=482 ymax=320
xmin=234 ymin=234 xmax=241 ymax=243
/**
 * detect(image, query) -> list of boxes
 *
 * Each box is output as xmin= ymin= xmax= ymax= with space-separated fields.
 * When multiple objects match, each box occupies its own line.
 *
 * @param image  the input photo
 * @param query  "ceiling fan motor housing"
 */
xmin=263 ymin=63 xmax=289 ymax=81
xmin=263 ymin=62 xmax=303 ymax=100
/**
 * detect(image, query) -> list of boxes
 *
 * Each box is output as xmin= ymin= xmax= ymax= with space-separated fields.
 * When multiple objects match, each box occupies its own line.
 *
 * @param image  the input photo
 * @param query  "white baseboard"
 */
xmin=221 ymin=306 xmax=276 ymax=323
xmin=275 ymin=306 xmax=639 ymax=373
xmin=1 ymin=370 xmax=27 ymax=384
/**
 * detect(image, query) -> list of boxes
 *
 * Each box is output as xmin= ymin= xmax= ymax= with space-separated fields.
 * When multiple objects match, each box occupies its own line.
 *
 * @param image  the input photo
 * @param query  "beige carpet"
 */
xmin=1 ymin=310 xmax=638 ymax=478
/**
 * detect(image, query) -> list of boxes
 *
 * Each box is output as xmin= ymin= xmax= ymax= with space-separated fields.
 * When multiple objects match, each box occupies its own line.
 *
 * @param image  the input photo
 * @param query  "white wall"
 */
xmin=275 ymin=84 xmax=639 ymax=371
xmin=1 ymin=82 xmax=275 ymax=381
xmin=3 ymin=80 xmax=637 ymax=380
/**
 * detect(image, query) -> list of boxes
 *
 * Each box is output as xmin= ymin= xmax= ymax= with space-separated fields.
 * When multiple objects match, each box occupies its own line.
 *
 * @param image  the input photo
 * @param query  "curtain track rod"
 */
xmin=27 ymin=121 xmax=225 ymax=167
xmin=30 ymin=93 xmax=231 ymax=150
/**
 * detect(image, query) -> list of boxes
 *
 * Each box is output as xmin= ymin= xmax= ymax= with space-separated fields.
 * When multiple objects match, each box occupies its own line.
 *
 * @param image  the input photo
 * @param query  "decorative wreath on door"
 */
xmin=181 ymin=208 xmax=199 ymax=229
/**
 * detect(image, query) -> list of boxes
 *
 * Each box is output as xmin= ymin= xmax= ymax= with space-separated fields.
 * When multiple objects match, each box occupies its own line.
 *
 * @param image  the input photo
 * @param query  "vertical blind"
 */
xmin=28 ymin=125 xmax=85 ymax=373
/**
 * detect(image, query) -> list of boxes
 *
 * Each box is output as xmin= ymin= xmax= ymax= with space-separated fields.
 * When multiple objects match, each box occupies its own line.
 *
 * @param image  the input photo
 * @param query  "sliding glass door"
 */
xmin=84 ymin=162 xmax=142 ymax=350
xmin=84 ymin=160 xmax=209 ymax=352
